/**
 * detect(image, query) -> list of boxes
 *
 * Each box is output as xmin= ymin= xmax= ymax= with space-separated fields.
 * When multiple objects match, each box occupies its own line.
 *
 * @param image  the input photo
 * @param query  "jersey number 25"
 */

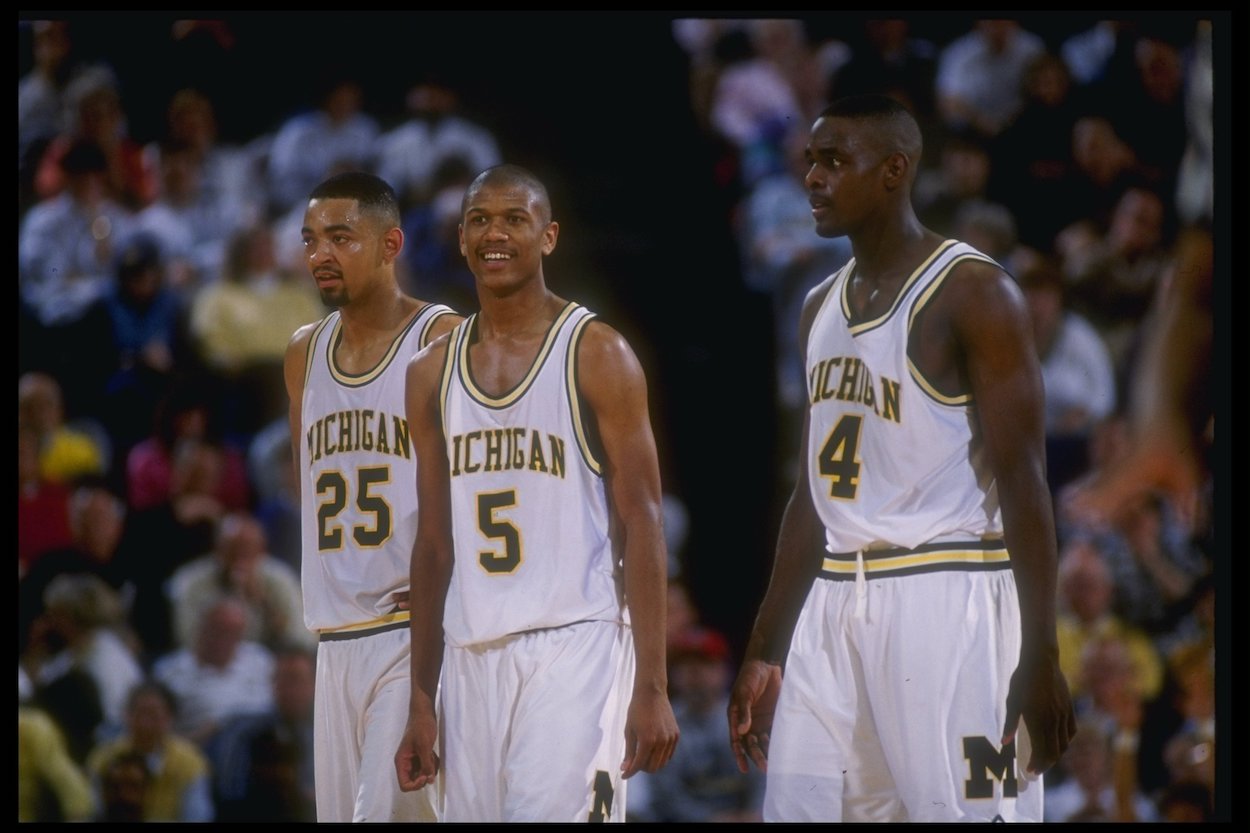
xmin=316 ymin=466 xmax=393 ymax=550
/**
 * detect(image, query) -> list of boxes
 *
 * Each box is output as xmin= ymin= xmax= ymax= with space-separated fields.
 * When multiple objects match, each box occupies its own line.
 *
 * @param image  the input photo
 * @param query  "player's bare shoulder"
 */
xmin=418 ymin=302 xmax=464 ymax=347
xmin=286 ymin=317 xmax=324 ymax=359
xmin=407 ymin=325 xmax=455 ymax=399
xmin=796 ymin=270 xmax=842 ymax=349
xmin=284 ymin=316 xmax=329 ymax=399
xmin=940 ymin=257 xmax=1029 ymax=334
xmin=576 ymin=318 xmax=647 ymax=396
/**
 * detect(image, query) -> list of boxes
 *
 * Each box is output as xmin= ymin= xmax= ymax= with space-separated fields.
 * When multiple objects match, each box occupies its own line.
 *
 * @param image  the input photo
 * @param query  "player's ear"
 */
xmin=382 ymin=226 xmax=404 ymax=262
xmin=458 ymin=224 xmax=467 ymax=257
xmin=542 ymin=221 xmax=559 ymax=256
xmin=882 ymin=151 xmax=910 ymax=192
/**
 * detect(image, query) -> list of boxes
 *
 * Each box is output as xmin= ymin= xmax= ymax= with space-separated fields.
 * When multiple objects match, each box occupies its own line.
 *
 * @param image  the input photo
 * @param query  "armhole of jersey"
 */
xmin=905 ymin=253 xmax=997 ymax=407
xmin=846 ymin=240 xmax=960 ymax=336
xmin=418 ymin=305 xmax=454 ymax=350
xmin=302 ymin=316 xmax=334 ymax=388
xmin=566 ymin=313 xmax=603 ymax=476
xmin=438 ymin=319 xmax=464 ymax=427
xmin=824 ymin=260 xmax=853 ymax=327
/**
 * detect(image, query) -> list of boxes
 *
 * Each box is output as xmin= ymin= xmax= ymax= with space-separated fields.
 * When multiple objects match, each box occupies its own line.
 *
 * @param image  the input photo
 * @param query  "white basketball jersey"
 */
xmin=299 ymin=303 xmax=455 ymax=632
xmin=805 ymin=240 xmax=1004 ymax=554
xmin=439 ymin=302 xmax=623 ymax=647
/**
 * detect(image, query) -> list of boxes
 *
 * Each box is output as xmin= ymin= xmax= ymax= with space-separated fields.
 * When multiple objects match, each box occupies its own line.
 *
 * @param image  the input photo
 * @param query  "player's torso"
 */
xmin=439 ymin=303 xmax=622 ymax=646
xmin=299 ymin=304 xmax=452 ymax=631
xmin=805 ymin=240 xmax=1003 ymax=552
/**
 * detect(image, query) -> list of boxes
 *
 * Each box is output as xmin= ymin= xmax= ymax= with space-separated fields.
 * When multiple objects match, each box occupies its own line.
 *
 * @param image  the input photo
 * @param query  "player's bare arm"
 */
xmin=1062 ymin=226 xmax=1212 ymax=533
xmin=939 ymin=260 xmax=1077 ymax=776
xmin=385 ymin=307 xmax=463 ymax=614
xmin=728 ymin=276 xmax=832 ymax=774
xmin=395 ymin=334 xmax=456 ymax=793
xmin=284 ymin=322 xmax=320 ymax=503
xmin=576 ymin=320 xmax=679 ymax=780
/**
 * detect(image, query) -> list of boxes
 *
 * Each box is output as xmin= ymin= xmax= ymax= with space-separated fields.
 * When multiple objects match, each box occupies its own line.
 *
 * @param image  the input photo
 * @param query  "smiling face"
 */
xmin=459 ymin=177 xmax=558 ymax=297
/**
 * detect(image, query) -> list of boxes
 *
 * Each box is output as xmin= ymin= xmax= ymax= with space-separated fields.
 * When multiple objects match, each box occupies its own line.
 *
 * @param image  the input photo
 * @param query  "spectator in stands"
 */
xmin=19 ymin=138 xmax=137 ymax=331
xmin=167 ymin=511 xmax=312 ymax=652
xmin=152 ymin=596 xmax=276 ymax=748
xmin=87 ymin=679 xmax=213 ymax=822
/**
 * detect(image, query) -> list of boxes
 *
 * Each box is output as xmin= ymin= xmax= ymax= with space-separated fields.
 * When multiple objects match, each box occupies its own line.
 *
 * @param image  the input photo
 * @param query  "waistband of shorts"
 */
xmin=818 ymin=539 xmax=1009 ymax=581
xmin=317 ymin=610 xmax=410 ymax=642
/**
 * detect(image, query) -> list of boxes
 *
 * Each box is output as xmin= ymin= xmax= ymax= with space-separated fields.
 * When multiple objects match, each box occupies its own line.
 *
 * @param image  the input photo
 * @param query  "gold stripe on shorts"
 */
xmin=318 ymin=610 xmax=411 ymax=642
xmin=819 ymin=539 xmax=1009 ymax=581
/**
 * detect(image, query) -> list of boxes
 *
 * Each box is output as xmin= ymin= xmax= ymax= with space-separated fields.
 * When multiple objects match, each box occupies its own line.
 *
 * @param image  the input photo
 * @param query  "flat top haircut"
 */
xmin=309 ymin=171 xmax=401 ymax=229
xmin=463 ymin=163 xmax=552 ymax=225
xmin=821 ymin=94 xmax=924 ymax=163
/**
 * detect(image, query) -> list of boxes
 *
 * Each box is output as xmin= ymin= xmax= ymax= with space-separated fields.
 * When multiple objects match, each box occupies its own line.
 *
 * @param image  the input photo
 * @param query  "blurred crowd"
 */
xmin=18 ymin=16 xmax=1217 ymax=823
xmin=666 ymin=17 xmax=1217 ymax=824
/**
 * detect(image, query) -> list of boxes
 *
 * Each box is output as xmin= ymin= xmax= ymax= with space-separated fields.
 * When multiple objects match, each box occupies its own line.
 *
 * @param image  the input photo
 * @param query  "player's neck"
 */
xmin=475 ymin=283 xmax=563 ymax=341
xmin=849 ymin=212 xmax=937 ymax=284
xmin=338 ymin=287 xmax=417 ymax=344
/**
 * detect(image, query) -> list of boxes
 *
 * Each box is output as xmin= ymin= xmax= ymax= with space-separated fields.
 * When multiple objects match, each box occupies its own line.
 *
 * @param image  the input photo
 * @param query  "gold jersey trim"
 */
xmin=416 ymin=306 xmax=456 ymax=351
xmin=904 ymin=251 xmax=999 ymax=407
xmin=327 ymin=309 xmax=424 ymax=388
xmin=843 ymin=239 xmax=960 ymax=336
xmin=457 ymin=302 xmax=580 ymax=409
xmin=565 ymin=311 xmax=602 ymax=475
xmin=302 ymin=315 xmax=336 ymax=388
xmin=438 ymin=320 xmax=460 ymax=431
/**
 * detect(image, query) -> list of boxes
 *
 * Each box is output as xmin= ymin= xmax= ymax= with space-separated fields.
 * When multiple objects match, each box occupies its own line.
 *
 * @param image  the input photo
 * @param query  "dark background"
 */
xmin=18 ymin=12 xmax=1234 ymax=697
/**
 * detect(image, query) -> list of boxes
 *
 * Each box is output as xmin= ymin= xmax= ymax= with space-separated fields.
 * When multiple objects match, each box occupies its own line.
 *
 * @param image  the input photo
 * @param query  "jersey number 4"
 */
xmin=316 ymin=466 xmax=392 ymax=551
xmin=817 ymin=414 xmax=863 ymax=500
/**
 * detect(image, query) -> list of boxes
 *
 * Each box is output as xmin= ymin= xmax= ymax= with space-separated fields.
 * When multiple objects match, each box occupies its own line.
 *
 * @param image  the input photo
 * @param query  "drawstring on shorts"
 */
xmin=854 ymin=549 xmax=868 ymax=620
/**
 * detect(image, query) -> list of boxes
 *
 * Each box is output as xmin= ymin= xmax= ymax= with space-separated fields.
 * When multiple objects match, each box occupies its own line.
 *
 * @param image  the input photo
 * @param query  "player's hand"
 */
xmin=1059 ymin=434 xmax=1203 ymax=536
xmin=621 ymin=688 xmax=679 ymax=779
xmin=728 ymin=658 xmax=782 ymax=773
xmin=394 ymin=702 xmax=440 ymax=792
xmin=390 ymin=590 xmax=411 ymax=611
xmin=1002 ymin=650 xmax=1076 ymax=778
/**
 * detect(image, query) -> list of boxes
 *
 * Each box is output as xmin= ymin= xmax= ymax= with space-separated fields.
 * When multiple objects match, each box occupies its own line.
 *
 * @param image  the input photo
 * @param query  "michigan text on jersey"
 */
xmin=306 ymin=409 xmax=411 ymax=464
xmin=449 ymin=428 xmax=566 ymax=479
xmin=808 ymin=355 xmax=902 ymax=423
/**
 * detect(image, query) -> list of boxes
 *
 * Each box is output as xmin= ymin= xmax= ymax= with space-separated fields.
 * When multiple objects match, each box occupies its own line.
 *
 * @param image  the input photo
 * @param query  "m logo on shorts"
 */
xmin=963 ymin=736 xmax=1018 ymax=799
xmin=587 ymin=770 xmax=614 ymax=822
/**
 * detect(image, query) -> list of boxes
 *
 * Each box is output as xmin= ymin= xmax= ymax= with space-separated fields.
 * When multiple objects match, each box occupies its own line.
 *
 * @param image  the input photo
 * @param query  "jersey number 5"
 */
xmin=477 ymin=489 xmax=522 ymax=574
xmin=316 ymin=466 xmax=392 ymax=551
xmin=817 ymin=414 xmax=863 ymax=500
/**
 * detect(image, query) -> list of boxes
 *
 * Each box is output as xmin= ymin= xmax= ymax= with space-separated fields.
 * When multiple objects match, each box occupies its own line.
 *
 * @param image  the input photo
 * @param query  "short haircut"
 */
xmin=309 ymin=171 xmax=401 ymax=228
xmin=820 ymin=94 xmax=923 ymax=161
xmin=462 ymin=164 xmax=552 ymax=224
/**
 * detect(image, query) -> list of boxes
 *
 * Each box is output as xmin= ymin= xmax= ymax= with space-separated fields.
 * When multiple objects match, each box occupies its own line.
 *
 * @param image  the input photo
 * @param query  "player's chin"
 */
xmin=319 ymin=286 xmax=349 ymax=308
xmin=814 ymin=221 xmax=846 ymax=239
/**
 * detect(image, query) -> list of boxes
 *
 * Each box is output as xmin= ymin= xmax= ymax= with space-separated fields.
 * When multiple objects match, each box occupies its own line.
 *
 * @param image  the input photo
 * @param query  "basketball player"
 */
xmin=394 ymin=164 xmax=679 ymax=821
xmin=284 ymin=172 xmax=460 ymax=822
xmin=727 ymin=96 xmax=1076 ymax=822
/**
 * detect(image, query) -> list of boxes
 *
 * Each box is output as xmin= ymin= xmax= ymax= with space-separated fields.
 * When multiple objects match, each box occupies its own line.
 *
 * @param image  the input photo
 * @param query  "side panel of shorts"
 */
xmin=765 ymin=570 xmax=1042 ymax=822
xmin=442 ymin=620 xmax=633 ymax=823
xmin=314 ymin=628 xmax=439 ymax=822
